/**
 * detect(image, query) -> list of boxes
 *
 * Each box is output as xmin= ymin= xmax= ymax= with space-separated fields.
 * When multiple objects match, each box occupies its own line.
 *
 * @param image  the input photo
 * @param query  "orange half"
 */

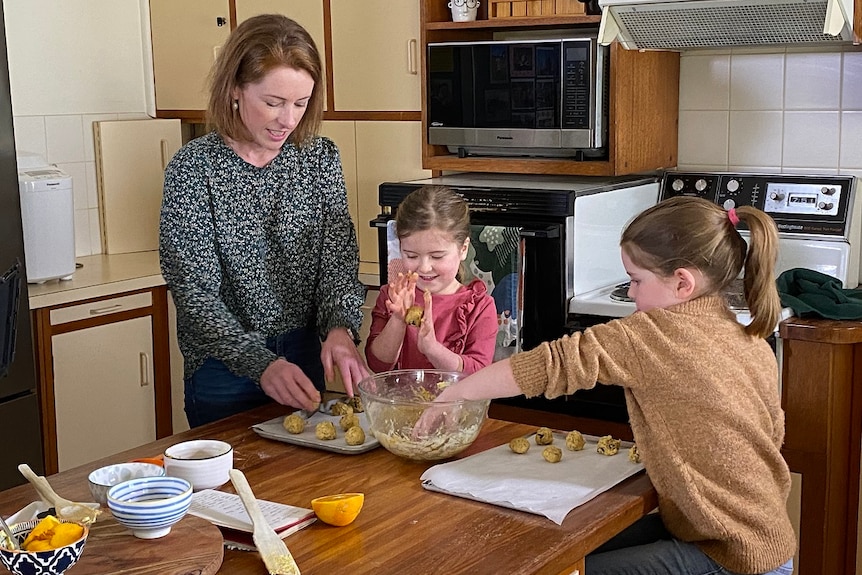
xmin=310 ymin=493 xmax=364 ymax=526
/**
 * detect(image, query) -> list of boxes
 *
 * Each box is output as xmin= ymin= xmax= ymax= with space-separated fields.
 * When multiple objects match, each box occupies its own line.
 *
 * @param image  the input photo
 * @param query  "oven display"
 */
xmin=763 ymin=182 xmax=841 ymax=216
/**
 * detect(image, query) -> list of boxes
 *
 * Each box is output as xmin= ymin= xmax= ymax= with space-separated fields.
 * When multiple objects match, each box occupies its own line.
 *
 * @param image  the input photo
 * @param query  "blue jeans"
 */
xmin=184 ymin=326 xmax=325 ymax=428
xmin=585 ymin=514 xmax=794 ymax=575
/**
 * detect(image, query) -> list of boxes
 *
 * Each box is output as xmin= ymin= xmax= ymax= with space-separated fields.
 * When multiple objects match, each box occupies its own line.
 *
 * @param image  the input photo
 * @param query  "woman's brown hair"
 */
xmin=620 ymin=195 xmax=781 ymax=339
xmin=206 ymin=14 xmax=324 ymax=146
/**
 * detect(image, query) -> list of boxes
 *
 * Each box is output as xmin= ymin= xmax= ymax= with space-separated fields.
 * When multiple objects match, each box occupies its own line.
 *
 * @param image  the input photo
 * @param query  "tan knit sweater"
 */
xmin=510 ymin=296 xmax=796 ymax=574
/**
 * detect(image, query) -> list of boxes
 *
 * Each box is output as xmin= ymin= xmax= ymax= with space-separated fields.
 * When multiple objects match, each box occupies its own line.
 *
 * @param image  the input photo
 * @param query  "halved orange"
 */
xmin=310 ymin=493 xmax=364 ymax=526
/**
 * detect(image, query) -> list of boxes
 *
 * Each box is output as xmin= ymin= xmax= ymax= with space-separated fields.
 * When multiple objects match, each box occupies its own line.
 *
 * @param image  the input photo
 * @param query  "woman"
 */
xmin=159 ymin=14 xmax=368 ymax=428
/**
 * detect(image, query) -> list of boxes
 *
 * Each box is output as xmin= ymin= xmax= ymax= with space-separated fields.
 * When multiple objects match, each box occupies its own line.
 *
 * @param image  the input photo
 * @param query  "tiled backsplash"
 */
xmin=13 ymin=113 xmax=150 ymax=257
xmin=678 ymin=46 xmax=862 ymax=176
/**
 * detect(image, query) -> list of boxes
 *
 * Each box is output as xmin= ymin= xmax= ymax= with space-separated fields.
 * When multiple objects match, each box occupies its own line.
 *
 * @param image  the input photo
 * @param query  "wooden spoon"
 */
xmin=17 ymin=464 xmax=101 ymax=525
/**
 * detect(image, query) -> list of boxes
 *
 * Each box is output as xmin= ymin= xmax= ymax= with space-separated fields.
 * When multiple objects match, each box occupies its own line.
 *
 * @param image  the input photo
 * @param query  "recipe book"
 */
xmin=189 ymin=489 xmax=316 ymax=549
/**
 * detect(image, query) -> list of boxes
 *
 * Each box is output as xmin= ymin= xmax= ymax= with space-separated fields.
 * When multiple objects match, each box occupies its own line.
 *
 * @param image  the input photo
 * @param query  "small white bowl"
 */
xmin=163 ymin=439 xmax=233 ymax=491
xmin=88 ymin=462 xmax=165 ymax=506
xmin=107 ymin=476 xmax=192 ymax=539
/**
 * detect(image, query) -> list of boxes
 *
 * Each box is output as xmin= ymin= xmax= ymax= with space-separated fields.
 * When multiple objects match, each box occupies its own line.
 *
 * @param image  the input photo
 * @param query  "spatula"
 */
xmin=229 ymin=469 xmax=301 ymax=575
xmin=17 ymin=464 xmax=101 ymax=525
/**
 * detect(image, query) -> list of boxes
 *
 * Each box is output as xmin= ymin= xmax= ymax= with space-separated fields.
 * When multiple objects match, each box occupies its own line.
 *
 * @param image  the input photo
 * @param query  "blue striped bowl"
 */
xmin=107 ymin=476 xmax=192 ymax=539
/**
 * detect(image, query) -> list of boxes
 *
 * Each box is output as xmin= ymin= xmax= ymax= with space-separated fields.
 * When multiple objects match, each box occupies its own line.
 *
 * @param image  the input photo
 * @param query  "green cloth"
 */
xmin=776 ymin=268 xmax=862 ymax=320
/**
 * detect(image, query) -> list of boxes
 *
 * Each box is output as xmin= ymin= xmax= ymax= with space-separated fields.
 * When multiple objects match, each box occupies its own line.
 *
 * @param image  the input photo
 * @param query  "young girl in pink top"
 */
xmin=365 ymin=185 xmax=498 ymax=375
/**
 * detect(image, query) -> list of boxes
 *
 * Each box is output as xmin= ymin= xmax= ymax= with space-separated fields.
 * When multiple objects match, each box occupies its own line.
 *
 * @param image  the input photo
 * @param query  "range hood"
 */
xmin=598 ymin=0 xmax=855 ymax=50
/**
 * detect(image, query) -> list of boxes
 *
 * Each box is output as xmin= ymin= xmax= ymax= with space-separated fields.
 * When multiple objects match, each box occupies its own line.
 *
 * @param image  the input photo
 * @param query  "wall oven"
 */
xmin=374 ymin=173 xmax=659 ymax=435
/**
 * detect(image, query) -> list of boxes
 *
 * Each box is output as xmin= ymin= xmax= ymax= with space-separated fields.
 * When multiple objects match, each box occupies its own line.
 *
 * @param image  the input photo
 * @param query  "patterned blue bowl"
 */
xmin=0 ymin=519 xmax=88 ymax=575
xmin=107 ymin=476 xmax=192 ymax=539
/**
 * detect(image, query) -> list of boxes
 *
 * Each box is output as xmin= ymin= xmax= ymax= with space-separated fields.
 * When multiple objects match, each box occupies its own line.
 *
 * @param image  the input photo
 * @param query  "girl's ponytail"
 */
xmin=736 ymin=206 xmax=782 ymax=338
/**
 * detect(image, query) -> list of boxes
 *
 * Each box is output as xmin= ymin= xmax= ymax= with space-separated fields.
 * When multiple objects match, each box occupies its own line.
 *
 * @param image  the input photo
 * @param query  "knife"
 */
xmin=229 ymin=469 xmax=301 ymax=575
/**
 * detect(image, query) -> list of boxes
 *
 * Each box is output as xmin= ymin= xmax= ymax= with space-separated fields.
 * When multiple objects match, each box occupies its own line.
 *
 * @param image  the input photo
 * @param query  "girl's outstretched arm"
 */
xmin=437 ymin=358 xmax=522 ymax=401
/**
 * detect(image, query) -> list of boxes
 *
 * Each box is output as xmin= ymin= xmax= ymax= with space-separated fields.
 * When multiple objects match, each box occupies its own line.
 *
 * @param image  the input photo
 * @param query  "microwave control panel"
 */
xmin=660 ymin=171 xmax=857 ymax=239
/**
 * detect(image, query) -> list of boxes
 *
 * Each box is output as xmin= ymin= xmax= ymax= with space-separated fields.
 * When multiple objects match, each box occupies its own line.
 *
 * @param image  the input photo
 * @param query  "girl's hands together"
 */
xmin=385 ymin=271 xmax=418 ymax=321
xmin=416 ymin=289 xmax=437 ymax=355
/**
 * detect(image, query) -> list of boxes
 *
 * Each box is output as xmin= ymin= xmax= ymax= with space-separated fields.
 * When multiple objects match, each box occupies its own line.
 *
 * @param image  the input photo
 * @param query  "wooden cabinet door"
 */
xmin=149 ymin=0 xmax=231 ymax=111
xmin=330 ymin=0 xmax=420 ymax=111
xmin=319 ymin=120 xmax=359 ymax=247
xmin=52 ymin=317 xmax=156 ymax=471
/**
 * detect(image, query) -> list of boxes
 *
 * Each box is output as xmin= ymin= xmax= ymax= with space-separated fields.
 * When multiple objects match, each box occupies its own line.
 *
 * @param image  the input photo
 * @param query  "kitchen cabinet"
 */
xmin=419 ymin=1 xmax=680 ymax=176
xmin=149 ymin=0 xmax=231 ymax=115
xmin=320 ymin=120 xmax=430 ymax=275
xmin=329 ymin=0 xmax=420 ymax=111
xmin=32 ymin=286 xmax=173 ymax=474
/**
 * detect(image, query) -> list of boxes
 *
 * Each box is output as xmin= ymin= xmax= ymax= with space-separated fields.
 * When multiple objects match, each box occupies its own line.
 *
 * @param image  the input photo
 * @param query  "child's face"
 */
xmin=621 ymin=250 xmax=682 ymax=312
xmin=399 ymin=229 xmax=468 ymax=296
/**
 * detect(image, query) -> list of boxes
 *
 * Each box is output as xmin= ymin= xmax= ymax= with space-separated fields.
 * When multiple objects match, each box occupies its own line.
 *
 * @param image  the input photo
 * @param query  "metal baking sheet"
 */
xmin=251 ymin=401 xmax=379 ymax=454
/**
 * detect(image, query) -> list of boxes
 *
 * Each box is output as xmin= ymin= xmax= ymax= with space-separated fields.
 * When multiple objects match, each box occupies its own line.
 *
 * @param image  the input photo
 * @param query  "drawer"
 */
xmin=50 ymin=292 xmax=153 ymax=326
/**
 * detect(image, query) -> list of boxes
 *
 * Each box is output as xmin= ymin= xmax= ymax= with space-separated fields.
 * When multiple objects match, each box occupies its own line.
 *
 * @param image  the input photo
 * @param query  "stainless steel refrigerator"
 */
xmin=0 ymin=2 xmax=45 ymax=490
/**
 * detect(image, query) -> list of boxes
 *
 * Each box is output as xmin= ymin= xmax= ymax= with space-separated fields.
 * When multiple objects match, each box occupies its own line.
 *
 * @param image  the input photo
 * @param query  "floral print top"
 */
xmin=159 ymin=131 xmax=365 ymax=382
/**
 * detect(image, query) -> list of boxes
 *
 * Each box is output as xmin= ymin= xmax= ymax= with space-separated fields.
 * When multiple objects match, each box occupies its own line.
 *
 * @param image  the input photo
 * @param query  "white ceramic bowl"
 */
xmin=107 ymin=476 xmax=192 ymax=539
xmin=163 ymin=439 xmax=233 ymax=491
xmin=87 ymin=462 xmax=165 ymax=506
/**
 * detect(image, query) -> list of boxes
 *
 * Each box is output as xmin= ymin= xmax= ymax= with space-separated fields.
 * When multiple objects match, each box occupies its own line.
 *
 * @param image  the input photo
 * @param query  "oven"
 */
xmin=374 ymin=172 xmax=659 ymax=436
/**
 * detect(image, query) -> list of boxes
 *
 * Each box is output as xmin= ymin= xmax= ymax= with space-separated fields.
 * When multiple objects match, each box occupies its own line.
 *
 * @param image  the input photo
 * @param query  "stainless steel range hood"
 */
xmin=598 ymin=0 xmax=855 ymax=50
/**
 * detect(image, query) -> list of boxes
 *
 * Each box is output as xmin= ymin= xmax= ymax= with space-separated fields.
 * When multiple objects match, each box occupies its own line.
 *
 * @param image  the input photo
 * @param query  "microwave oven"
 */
xmin=427 ymin=37 xmax=608 ymax=160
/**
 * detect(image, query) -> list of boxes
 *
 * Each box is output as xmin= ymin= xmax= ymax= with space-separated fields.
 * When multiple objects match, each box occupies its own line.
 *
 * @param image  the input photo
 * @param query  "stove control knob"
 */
xmin=726 ymin=179 xmax=740 ymax=193
xmin=695 ymin=179 xmax=708 ymax=192
xmin=722 ymin=199 xmax=736 ymax=210
xmin=819 ymin=201 xmax=834 ymax=210
xmin=770 ymin=192 xmax=785 ymax=201
xmin=822 ymin=186 xmax=836 ymax=195
xmin=672 ymin=178 xmax=684 ymax=192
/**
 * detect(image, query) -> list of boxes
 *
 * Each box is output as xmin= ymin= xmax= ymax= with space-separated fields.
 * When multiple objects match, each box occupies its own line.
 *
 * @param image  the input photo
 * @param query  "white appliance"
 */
xmin=17 ymin=164 xmax=75 ymax=284
xmin=568 ymin=171 xmax=859 ymax=326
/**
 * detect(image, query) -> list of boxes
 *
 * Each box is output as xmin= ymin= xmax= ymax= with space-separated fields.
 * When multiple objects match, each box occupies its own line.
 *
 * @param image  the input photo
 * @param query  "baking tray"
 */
xmin=251 ymin=400 xmax=379 ymax=454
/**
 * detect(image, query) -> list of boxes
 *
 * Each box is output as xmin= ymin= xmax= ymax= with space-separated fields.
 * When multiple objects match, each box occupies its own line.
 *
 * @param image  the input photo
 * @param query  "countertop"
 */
xmin=0 ymin=403 xmax=658 ymax=574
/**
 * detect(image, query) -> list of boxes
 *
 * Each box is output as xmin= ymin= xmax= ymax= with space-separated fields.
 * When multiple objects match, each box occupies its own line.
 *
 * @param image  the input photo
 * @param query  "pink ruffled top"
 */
xmin=366 ymin=279 xmax=499 ymax=374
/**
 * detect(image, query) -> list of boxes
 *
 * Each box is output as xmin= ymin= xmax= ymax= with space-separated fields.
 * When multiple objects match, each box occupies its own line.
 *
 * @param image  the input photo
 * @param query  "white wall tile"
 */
xmin=88 ymin=207 xmax=102 ymax=255
xmin=728 ymin=111 xmax=783 ymax=167
xmin=82 ymin=114 xmax=119 ymax=161
xmin=678 ymin=111 xmax=729 ymax=166
xmin=785 ymin=52 xmax=841 ymax=110
xmin=55 ymin=162 xmax=87 ymax=211
xmin=783 ymin=111 xmax=840 ymax=168
xmin=85 ymin=161 xmax=99 ymax=209
xmin=45 ymin=115 xmax=86 ymax=164
xmin=842 ymin=51 xmax=862 ymax=111
xmin=12 ymin=116 xmax=46 ymax=160
xmin=679 ymin=53 xmax=730 ymax=110
xmin=839 ymin=112 xmax=862 ymax=169
xmin=730 ymin=53 xmax=785 ymax=111
xmin=74 ymin=209 xmax=92 ymax=257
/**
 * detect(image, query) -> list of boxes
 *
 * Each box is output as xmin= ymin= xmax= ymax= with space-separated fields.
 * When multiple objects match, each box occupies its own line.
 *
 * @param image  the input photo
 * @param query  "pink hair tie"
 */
xmin=727 ymin=208 xmax=740 ymax=227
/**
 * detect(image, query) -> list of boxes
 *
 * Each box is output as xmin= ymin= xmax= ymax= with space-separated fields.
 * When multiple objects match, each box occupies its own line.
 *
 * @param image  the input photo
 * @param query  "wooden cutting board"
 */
xmin=70 ymin=513 xmax=223 ymax=574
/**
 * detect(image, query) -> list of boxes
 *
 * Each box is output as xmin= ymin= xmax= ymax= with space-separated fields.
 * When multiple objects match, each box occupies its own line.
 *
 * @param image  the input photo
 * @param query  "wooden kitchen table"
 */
xmin=0 ymin=403 xmax=658 ymax=575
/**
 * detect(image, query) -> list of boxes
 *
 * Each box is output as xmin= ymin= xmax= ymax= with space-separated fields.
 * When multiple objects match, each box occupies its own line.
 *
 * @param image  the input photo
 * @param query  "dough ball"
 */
xmin=565 ymin=430 xmax=586 ymax=451
xmin=405 ymin=305 xmax=424 ymax=327
xmin=330 ymin=401 xmax=354 ymax=416
xmin=509 ymin=437 xmax=530 ymax=454
xmin=344 ymin=426 xmax=366 ymax=446
xmin=542 ymin=446 xmax=562 ymax=463
xmin=597 ymin=435 xmax=621 ymax=456
xmin=340 ymin=413 xmax=360 ymax=431
xmin=315 ymin=421 xmax=337 ymax=440
xmin=344 ymin=395 xmax=364 ymax=413
xmin=628 ymin=444 xmax=641 ymax=463
xmin=283 ymin=413 xmax=305 ymax=435
xmin=534 ymin=427 xmax=554 ymax=445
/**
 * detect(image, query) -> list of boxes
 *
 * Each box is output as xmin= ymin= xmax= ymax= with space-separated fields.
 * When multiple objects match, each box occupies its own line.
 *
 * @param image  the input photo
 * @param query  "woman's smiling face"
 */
xmin=398 ymin=229 xmax=468 ymax=296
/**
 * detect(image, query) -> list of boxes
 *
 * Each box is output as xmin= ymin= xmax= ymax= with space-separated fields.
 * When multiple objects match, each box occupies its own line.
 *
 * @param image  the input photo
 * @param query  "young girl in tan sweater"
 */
xmin=430 ymin=196 xmax=796 ymax=575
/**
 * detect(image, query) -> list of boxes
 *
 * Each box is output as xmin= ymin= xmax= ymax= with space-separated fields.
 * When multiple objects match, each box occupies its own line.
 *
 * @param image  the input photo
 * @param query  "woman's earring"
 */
xmin=232 ymin=100 xmax=239 ymax=111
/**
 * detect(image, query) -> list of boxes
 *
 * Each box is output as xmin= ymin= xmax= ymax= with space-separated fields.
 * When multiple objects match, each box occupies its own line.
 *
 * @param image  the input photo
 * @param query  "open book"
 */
xmin=189 ymin=489 xmax=316 ymax=549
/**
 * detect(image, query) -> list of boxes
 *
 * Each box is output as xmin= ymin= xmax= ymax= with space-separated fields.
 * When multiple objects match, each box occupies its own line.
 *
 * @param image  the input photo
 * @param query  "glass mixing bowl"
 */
xmin=357 ymin=369 xmax=489 ymax=461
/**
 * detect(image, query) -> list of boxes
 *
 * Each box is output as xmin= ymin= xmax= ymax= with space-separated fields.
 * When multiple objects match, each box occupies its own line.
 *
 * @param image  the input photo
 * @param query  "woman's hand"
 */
xmin=385 ymin=272 xmax=418 ymax=321
xmin=260 ymin=358 xmax=321 ymax=411
xmin=321 ymin=327 xmax=370 ymax=397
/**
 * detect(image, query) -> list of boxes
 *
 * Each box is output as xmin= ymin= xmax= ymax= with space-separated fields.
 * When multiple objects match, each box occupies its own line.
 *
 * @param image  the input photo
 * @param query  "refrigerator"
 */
xmin=0 ymin=2 xmax=45 ymax=490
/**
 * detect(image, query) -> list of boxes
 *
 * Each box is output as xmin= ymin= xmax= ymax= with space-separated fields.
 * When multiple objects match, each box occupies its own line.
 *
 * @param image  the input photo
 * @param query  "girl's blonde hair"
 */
xmin=620 ymin=195 xmax=781 ymax=339
xmin=395 ymin=185 xmax=471 ymax=280
xmin=206 ymin=14 xmax=324 ymax=147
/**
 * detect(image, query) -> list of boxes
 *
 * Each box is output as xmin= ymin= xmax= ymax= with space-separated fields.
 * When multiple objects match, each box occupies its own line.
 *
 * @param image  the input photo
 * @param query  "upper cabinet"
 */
xmin=149 ymin=0 xmax=231 ymax=114
xmin=419 ymin=1 xmax=680 ymax=176
xmin=329 ymin=0 xmax=420 ymax=111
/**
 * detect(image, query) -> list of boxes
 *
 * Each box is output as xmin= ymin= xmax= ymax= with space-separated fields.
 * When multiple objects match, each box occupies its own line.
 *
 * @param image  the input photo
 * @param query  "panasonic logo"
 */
xmin=496 ymin=136 xmax=514 ymax=140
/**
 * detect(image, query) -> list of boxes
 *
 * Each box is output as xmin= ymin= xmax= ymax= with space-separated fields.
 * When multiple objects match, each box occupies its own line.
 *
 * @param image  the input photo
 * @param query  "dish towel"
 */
xmin=776 ymin=268 xmax=862 ymax=320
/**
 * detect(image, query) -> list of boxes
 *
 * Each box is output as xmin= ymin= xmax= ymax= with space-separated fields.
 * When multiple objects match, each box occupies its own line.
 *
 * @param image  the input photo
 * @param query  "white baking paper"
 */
xmin=420 ymin=432 xmax=644 ymax=525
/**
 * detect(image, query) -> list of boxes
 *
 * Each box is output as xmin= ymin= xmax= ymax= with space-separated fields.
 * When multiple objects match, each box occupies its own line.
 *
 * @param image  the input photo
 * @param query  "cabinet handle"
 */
xmin=160 ymin=139 xmax=170 ymax=171
xmin=407 ymin=39 xmax=418 ymax=75
xmin=140 ymin=352 xmax=150 ymax=387
xmin=89 ymin=304 xmax=123 ymax=315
